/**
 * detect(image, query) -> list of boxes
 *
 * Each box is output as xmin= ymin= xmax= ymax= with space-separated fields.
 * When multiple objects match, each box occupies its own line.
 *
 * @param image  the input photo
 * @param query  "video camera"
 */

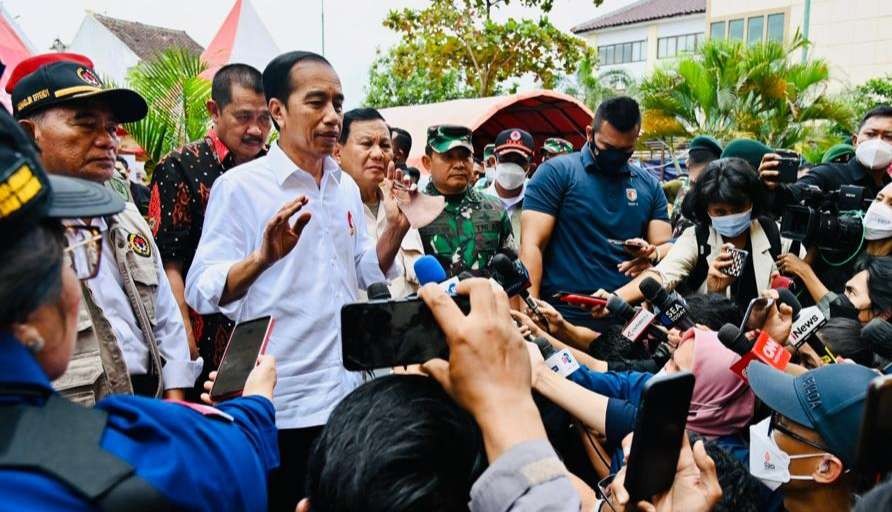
xmin=780 ymin=184 xmax=871 ymax=254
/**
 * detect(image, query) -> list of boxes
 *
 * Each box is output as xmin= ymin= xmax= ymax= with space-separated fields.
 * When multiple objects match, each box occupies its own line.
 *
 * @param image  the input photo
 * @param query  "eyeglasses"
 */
xmin=769 ymin=413 xmax=830 ymax=453
xmin=63 ymin=225 xmax=103 ymax=280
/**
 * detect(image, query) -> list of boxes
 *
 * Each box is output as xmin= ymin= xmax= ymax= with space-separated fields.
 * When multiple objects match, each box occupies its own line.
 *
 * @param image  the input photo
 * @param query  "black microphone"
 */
xmin=639 ymin=277 xmax=694 ymax=331
xmin=489 ymin=253 xmax=546 ymax=326
xmin=718 ymin=323 xmax=754 ymax=356
xmin=367 ymin=282 xmax=392 ymax=301
xmin=531 ymin=336 xmax=557 ymax=359
xmin=607 ymin=295 xmax=636 ymax=322
xmin=608 ymin=294 xmax=665 ymax=347
xmin=776 ymin=288 xmax=802 ymax=319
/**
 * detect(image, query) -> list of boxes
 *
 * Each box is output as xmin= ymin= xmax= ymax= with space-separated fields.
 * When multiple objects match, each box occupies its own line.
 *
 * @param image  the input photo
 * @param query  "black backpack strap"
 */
xmin=678 ymin=223 xmax=711 ymax=295
xmin=0 ymin=393 xmax=169 ymax=511
xmin=758 ymin=216 xmax=782 ymax=259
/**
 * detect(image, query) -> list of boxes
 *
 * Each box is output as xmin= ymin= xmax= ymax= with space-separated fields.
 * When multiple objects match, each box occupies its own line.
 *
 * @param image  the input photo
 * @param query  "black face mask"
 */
xmin=590 ymin=138 xmax=633 ymax=174
xmin=829 ymin=294 xmax=861 ymax=321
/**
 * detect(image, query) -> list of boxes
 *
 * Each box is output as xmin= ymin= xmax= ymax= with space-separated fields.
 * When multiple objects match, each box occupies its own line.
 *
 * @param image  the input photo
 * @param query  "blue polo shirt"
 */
xmin=524 ymin=143 xmax=668 ymax=325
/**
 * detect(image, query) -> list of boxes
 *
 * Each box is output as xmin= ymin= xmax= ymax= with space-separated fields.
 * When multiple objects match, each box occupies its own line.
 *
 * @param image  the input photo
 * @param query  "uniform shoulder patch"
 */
xmin=127 ymin=233 xmax=152 ymax=257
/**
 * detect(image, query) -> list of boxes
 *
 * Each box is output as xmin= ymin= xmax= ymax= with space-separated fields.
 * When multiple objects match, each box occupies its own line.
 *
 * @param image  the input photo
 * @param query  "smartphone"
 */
xmin=341 ymin=295 xmax=471 ymax=371
xmin=209 ymin=316 xmax=274 ymax=401
xmin=855 ymin=375 xmax=892 ymax=476
xmin=553 ymin=291 xmax=607 ymax=309
xmin=775 ymin=150 xmax=800 ymax=184
xmin=740 ymin=297 xmax=774 ymax=332
xmin=623 ymin=371 xmax=696 ymax=502
xmin=624 ymin=239 xmax=648 ymax=254
xmin=771 ymin=274 xmax=794 ymax=290
xmin=721 ymin=247 xmax=749 ymax=278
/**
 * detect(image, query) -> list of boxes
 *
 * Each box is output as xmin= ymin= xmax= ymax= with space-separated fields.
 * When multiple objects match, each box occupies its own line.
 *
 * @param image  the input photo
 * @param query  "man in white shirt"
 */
xmin=484 ymin=128 xmax=535 ymax=243
xmin=185 ymin=51 xmax=411 ymax=511
xmin=335 ymin=107 xmax=424 ymax=298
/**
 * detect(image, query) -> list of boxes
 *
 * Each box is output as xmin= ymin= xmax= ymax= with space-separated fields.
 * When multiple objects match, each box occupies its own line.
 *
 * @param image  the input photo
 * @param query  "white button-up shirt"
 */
xmin=77 ymin=213 xmax=202 ymax=390
xmin=185 ymin=143 xmax=399 ymax=428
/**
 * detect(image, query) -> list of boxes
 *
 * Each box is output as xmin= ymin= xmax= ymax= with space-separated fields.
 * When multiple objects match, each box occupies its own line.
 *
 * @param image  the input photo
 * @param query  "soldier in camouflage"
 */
xmin=539 ymin=137 xmax=574 ymax=162
xmin=419 ymin=125 xmax=515 ymax=277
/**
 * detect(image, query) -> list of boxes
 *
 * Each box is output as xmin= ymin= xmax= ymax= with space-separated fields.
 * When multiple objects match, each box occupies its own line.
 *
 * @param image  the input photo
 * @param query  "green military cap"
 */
xmin=427 ymin=124 xmax=473 ymax=154
xmin=688 ymin=135 xmax=723 ymax=158
xmin=821 ymin=143 xmax=855 ymax=164
xmin=483 ymin=143 xmax=495 ymax=160
xmin=541 ymin=137 xmax=574 ymax=155
xmin=721 ymin=138 xmax=772 ymax=172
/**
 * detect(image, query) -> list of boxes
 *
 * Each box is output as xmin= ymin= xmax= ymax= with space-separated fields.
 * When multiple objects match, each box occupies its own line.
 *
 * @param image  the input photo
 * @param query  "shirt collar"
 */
xmin=0 ymin=330 xmax=54 ymax=392
xmin=267 ymin=142 xmax=343 ymax=186
xmin=207 ymin=128 xmax=231 ymax=163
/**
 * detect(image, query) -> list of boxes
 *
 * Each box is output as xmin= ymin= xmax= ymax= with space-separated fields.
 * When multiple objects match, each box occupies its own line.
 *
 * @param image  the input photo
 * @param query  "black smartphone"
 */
xmin=209 ymin=316 xmax=274 ymax=401
xmin=855 ymin=375 xmax=892 ymax=476
xmin=740 ymin=297 xmax=774 ymax=332
xmin=623 ymin=371 xmax=695 ymax=502
xmin=775 ymin=150 xmax=800 ymax=183
xmin=341 ymin=295 xmax=471 ymax=370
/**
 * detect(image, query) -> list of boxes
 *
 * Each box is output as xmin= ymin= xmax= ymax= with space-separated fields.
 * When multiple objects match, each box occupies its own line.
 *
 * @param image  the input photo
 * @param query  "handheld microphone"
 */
xmin=722 ymin=324 xmax=792 ymax=381
xmin=488 ymin=253 xmax=546 ymax=325
xmin=414 ymin=255 xmax=447 ymax=286
xmin=367 ymin=282 xmax=392 ymax=301
xmin=639 ymin=277 xmax=694 ymax=331
xmin=610 ymin=295 xmax=659 ymax=344
xmin=776 ymin=288 xmax=802 ymax=319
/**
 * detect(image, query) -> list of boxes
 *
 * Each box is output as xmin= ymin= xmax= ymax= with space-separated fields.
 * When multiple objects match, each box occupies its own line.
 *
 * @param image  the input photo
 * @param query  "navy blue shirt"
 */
xmin=524 ymin=143 xmax=669 ymax=324
xmin=0 ymin=332 xmax=279 ymax=511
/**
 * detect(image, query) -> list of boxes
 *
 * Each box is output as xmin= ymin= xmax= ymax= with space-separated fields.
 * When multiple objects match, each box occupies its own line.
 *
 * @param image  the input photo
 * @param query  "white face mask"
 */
xmin=864 ymin=201 xmax=892 ymax=240
xmin=484 ymin=166 xmax=495 ymax=181
xmin=748 ymin=417 xmax=828 ymax=491
xmin=856 ymin=138 xmax=892 ymax=170
xmin=494 ymin=162 xmax=527 ymax=190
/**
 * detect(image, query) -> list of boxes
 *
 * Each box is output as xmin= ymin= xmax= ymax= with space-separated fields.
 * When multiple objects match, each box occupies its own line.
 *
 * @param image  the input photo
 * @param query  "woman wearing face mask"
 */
xmin=777 ymin=182 xmax=892 ymax=307
xmin=807 ymin=256 xmax=892 ymax=324
xmin=610 ymin=158 xmax=800 ymax=312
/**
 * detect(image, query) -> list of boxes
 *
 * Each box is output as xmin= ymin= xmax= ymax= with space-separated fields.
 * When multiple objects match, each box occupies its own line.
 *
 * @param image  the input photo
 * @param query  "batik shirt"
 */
xmin=418 ymin=182 xmax=516 ymax=277
xmin=148 ymin=130 xmax=266 ymax=372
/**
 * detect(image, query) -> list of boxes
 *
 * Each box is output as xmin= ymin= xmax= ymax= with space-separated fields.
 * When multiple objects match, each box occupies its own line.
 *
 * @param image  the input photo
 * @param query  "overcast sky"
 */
xmin=5 ymin=0 xmax=636 ymax=108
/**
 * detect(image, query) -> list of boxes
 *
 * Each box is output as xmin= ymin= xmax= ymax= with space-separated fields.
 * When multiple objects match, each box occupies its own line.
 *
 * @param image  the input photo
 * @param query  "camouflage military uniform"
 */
xmin=419 ymin=182 xmax=516 ymax=277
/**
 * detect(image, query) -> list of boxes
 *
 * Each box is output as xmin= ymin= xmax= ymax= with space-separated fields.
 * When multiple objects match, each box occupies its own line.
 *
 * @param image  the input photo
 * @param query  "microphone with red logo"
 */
xmin=607 ymin=294 xmax=666 ymax=346
xmin=488 ymin=252 xmax=547 ymax=326
xmin=720 ymin=323 xmax=791 ymax=381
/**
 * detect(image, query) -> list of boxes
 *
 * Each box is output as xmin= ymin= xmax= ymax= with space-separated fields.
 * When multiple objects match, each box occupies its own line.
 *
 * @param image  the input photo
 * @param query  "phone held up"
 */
xmin=209 ymin=316 xmax=275 ymax=401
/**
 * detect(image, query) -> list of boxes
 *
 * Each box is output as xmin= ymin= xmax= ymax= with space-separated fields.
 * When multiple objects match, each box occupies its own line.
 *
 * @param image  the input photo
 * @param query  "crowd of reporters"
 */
xmin=0 ymin=46 xmax=891 ymax=512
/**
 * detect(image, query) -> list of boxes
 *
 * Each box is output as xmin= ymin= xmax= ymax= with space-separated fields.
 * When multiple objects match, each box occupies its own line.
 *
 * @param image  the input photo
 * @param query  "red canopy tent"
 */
xmin=379 ymin=89 xmax=594 ymax=168
xmin=0 ymin=4 xmax=35 ymax=111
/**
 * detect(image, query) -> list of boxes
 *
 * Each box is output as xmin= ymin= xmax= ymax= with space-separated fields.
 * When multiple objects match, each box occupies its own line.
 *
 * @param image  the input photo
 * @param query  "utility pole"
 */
xmin=321 ymin=0 xmax=326 ymax=56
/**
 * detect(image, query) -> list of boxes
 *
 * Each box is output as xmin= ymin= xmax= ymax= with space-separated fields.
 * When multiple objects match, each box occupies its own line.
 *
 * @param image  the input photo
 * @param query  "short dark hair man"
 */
xmin=521 ymin=97 xmax=671 ymax=329
xmin=418 ymin=124 xmax=515 ymax=276
xmin=390 ymin=126 xmax=412 ymax=169
xmin=149 ymin=63 xmax=270 ymax=394
xmin=11 ymin=52 xmax=200 ymax=401
xmin=185 ymin=51 xmax=411 ymax=510
xmin=746 ymin=362 xmax=876 ymax=512
xmin=483 ymin=128 xmax=535 ymax=244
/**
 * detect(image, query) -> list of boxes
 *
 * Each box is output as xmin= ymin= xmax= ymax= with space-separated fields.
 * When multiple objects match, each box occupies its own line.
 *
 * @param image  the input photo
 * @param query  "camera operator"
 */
xmin=777 ymin=182 xmax=892 ymax=305
xmin=760 ymin=106 xmax=892 ymax=297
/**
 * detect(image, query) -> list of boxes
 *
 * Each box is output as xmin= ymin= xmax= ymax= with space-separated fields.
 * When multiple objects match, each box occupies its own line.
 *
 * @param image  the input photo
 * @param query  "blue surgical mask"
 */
xmin=710 ymin=208 xmax=752 ymax=238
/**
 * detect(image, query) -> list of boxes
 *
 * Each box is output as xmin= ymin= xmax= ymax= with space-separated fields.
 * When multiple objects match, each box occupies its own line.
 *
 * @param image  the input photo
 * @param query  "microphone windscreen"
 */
xmin=776 ymin=288 xmax=802 ymax=319
xmin=607 ymin=295 xmax=636 ymax=322
xmin=639 ymin=277 xmax=663 ymax=302
xmin=530 ymin=336 xmax=557 ymax=359
xmin=718 ymin=323 xmax=751 ymax=356
xmin=367 ymin=282 xmax=391 ymax=301
xmin=489 ymin=253 xmax=515 ymax=275
xmin=414 ymin=255 xmax=447 ymax=286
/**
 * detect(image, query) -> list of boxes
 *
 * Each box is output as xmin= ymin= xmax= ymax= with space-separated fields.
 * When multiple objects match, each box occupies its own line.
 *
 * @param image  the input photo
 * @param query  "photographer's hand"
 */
xmin=758 ymin=153 xmax=781 ymax=190
xmin=706 ymin=245 xmax=735 ymax=293
xmin=420 ymin=279 xmax=547 ymax=462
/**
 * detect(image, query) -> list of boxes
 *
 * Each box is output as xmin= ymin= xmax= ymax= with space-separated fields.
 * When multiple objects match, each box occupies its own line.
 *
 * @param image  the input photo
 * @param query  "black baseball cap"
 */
xmin=494 ymin=128 xmax=534 ymax=159
xmin=0 ymin=106 xmax=124 ymax=238
xmin=8 ymin=52 xmax=147 ymax=122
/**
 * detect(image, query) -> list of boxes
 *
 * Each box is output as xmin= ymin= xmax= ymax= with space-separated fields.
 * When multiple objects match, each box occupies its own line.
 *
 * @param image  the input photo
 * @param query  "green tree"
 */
xmin=382 ymin=0 xmax=591 ymax=98
xmin=123 ymin=48 xmax=210 ymax=173
xmin=850 ymin=75 xmax=892 ymax=118
xmin=638 ymin=34 xmax=853 ymax=151
xmin=562 ymin=51 xmax=636 ymax=111
xmin=364 ymin=50 xmax=476 ymax=108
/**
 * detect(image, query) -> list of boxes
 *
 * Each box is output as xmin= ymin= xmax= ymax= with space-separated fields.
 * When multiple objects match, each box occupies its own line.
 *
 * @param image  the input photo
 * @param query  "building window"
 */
xmin=767 ymin=13 xmax=785 ymax=42
xmin=710 ymin=21 xmax=726 ymax=39
xmin=747 ymin=16 xmax=764 ymax=45
xmin=728 ymin=18 xmax=745 ymax=41
xmin=657 ymin=32 xmax=704 ymax=58
xmin=598 ymin=40 xmax=647 ymax=65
